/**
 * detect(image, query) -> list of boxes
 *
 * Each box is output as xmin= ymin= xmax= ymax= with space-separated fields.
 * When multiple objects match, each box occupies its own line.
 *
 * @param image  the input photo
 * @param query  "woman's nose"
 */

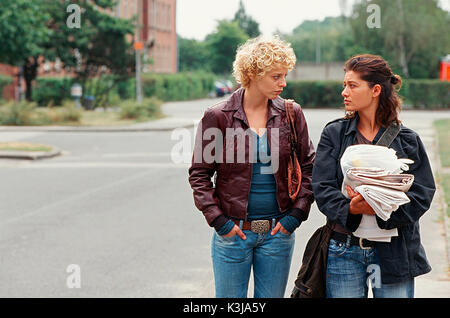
xmin=342 ymin=86 xmax=349 ymax=97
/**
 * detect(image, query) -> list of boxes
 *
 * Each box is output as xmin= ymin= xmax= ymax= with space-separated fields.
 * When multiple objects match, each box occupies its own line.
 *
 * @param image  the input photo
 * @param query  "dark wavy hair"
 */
xmin=344 ymin=54 xmax=402 ymax=127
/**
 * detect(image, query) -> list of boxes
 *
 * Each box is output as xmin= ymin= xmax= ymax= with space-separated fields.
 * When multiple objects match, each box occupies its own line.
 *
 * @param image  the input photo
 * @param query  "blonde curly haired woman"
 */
xmin=189 ymin=36 xmax=315 ymax=298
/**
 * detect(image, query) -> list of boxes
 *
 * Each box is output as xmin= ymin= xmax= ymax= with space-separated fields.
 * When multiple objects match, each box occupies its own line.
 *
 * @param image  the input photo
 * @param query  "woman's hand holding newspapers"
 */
xmin=346 ymin=186 xmax=377 ymax=216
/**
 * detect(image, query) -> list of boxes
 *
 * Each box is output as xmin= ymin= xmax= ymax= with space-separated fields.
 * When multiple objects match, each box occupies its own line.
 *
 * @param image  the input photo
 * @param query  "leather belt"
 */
xmin=331 ymin=231 xmax=376 ymax=250
xmin=232 ymin=219 xmax=280 ymax=234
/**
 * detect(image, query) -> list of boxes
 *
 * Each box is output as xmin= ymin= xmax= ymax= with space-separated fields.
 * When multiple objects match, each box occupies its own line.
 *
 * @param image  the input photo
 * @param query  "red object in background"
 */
xmin=440 ymin=55 xmax=450 ymax=81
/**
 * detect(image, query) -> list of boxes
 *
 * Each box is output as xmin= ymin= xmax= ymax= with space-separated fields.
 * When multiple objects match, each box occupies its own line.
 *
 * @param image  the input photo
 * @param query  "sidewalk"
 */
xmin=400 ymin=117 xmax=450 ymax=297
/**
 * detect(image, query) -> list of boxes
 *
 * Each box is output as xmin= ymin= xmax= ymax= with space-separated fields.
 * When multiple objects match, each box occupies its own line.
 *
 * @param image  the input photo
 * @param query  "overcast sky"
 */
xmin=176 ymin=0 xmax=450 ymax=40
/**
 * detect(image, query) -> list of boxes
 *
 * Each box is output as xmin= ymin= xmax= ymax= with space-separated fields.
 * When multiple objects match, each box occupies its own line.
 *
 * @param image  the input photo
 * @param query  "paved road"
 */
xmin=0 ymin=97 xmax=449 ymax=297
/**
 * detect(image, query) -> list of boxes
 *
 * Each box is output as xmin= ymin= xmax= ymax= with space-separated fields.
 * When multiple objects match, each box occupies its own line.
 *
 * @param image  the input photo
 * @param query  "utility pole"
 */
xmin=396 ymin=0 xmax=409 ymax=78
xmin=135 ymin=0 xmax=143 ymax=105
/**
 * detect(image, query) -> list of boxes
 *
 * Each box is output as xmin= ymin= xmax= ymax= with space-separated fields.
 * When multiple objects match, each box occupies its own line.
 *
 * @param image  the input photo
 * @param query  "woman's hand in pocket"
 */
xmin=224 ymin=225 xmax=247 ymax=240
xmin=271 ymin=222 xmax=291 ymax=235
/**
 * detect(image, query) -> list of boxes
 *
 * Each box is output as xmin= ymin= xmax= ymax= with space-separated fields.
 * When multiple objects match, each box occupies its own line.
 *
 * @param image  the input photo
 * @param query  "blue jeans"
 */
xmin=211 ymin=224 xmax=295 ymax=298
xmin=326 ymin=238 xmax=415 ymax=298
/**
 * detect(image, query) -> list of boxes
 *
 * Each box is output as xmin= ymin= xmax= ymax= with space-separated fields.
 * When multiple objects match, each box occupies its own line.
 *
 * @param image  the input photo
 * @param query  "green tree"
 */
xmin=0 ymin=0 xmax=52 ymax=100
xmin=206 ymin=20 xmax=249 ymax=75
xmin=0 ymin=0 xmax=135 ymax=104
xmin=284 ymin=17 xmax=355 ymax=63
xmin=178 ymin=36 xmax=211 ymax=72
xmin=233 ymin=0 xmax=261 ymax=38
xmin=46 ymin=0 xmax=135 ymax=107
xmin=349 ymin=0 xmax=450 ymax=78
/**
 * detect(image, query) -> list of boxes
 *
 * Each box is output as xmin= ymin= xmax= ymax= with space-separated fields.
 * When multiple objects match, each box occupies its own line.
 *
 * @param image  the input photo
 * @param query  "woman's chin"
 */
xmin=345 ymin=105 xmax=356 ymax=111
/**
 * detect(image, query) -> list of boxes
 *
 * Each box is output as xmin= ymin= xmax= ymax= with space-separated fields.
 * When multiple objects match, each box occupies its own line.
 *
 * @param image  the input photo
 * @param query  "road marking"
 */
xmin=101 ymin=152 xmax=174 ymax=158
xmin=18 ymin=162 xmax=190 ymax=169
xmin=0 ymin=168 xmax=166 ymax=226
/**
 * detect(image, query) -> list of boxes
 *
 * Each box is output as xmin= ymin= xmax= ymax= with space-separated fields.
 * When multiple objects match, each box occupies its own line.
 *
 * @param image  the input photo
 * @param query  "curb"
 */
xmin=0 ymin=119 xmax=196 ymax=133
xmin=0 ymin=125 xmax=194 ymax=133
xmin=0 ymin=147 xmax=62 ymax=160
xmin=0 ymin=117 xmax=196 ymax=160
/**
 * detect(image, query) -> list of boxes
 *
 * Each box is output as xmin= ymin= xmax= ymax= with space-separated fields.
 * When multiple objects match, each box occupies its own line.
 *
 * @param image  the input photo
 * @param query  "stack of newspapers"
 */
xmin=340 ymin=145 xmax=414 ymax=242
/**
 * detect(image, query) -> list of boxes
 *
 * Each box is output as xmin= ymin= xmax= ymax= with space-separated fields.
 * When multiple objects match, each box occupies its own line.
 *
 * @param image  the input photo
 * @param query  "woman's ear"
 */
xmin=372 ymin=84 xmax=381 ymax=98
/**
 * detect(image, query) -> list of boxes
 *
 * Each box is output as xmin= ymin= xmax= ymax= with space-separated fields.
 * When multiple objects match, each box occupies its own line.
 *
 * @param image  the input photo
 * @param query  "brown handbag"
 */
xmin=285 ymin=99 xmax=302 ymax=201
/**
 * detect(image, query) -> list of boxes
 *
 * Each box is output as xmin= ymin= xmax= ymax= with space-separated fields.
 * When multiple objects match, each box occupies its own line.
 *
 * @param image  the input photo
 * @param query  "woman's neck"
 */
xmin=357 ymin=101 xmax=380 ymax=138
xmin=243 ymin=86 xmax=268 ymax=111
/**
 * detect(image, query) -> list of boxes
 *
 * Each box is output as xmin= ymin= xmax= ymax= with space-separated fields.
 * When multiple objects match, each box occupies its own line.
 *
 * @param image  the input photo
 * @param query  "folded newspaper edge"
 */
xmin=355 ymin=185 xmax=411 ymax=221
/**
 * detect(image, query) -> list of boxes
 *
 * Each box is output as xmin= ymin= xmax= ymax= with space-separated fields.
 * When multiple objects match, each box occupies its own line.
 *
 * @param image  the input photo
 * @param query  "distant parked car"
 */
xmin=214 ymin=80 xmax=234 ymax=97
xmin=214 ymin=80 xmax=227 ymax=97
xmin=223 ymin=80 xmax=233 ymax=94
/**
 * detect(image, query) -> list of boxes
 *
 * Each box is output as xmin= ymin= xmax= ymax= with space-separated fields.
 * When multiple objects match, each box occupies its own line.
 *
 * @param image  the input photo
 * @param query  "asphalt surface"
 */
xmin=0 ymin=97 xmax=449 ymax=297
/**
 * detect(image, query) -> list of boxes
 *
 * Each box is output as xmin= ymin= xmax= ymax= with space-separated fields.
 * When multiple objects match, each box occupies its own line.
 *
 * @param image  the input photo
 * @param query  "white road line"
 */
xmin=101 ymin=152 xmax=175 ymax=158
xmin=19 ymin=162 xmax=190 ymax=168
xmin=0 ymin=168 xmax=163 ymax=226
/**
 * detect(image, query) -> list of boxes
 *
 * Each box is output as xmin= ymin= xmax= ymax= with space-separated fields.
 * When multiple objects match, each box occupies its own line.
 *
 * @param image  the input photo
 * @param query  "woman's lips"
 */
xmin=344 ymin=100 xmax=351 ymax=105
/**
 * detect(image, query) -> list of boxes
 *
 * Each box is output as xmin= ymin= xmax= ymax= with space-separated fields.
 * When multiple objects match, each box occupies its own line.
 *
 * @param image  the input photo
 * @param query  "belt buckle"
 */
xmin=359 ymin=237 xmax=372 ymax=250
xmin=250 ymin=220 xmax=270 ymax=234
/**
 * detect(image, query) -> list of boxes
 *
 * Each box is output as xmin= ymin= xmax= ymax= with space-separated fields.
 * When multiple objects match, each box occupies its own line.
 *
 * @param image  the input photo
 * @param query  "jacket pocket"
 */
xmin=291 ymin=281 xmax=314 ymax=298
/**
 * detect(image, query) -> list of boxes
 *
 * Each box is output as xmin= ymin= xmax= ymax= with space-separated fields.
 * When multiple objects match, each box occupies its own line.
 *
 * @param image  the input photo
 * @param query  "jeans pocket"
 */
xmin=216 ymin=233 xmax=237 ymax=244
xmin=277 ymin=230 xmax=294 ymax=239
xmin=328 ymin=238 xmax=347 ymax=256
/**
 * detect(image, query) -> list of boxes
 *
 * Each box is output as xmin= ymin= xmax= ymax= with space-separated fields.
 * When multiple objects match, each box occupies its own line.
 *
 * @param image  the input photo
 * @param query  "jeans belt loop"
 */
xmin=239 ymin=220 xmax=244 ymax=230
xmin=359 ymin=237 xmax=372 ymax=250
xmin=345 ymin=234 xmax=352 ymax=248
xmin=271 ymin=218 xmax=276 ymax=230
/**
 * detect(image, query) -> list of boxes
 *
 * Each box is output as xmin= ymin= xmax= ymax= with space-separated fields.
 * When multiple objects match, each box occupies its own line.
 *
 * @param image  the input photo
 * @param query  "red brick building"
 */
xmin=115 ymin=0 xmax=177 ymax=74
xmin=0 ymin=0 xmax=177 ymax=100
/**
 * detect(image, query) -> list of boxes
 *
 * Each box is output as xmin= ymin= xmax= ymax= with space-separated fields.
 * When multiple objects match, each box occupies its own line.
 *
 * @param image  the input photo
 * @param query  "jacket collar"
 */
xmin=344 ymin=112 xmax=388 ymax=144
xmin=344 ymin=113 xmax=359 ymax=136
xmin=223 ymin=87 xmax=285 ymax=126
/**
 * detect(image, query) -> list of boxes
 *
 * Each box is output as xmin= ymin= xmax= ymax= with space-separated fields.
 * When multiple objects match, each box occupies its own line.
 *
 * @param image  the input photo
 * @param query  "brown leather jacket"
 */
xmin=188 ymin=88 xmax=315 ymax=227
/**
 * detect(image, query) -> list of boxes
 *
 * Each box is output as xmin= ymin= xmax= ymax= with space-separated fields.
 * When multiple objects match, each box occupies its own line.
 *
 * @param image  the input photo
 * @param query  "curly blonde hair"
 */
xmin=232 ymin=35 xmax=296 ymax=88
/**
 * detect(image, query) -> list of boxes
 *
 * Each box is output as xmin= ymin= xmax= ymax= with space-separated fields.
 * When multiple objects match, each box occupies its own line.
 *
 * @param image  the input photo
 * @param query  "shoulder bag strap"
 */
xmin=376 ymin=122 xmax=401 ymax=147
xmin=285 ymin=99 xmax=297 ymax=150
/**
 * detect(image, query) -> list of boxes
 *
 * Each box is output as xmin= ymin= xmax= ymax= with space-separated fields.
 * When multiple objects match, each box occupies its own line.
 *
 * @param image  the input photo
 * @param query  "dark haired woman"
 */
xmin=312 ymin=54 xmax=436 ymax=298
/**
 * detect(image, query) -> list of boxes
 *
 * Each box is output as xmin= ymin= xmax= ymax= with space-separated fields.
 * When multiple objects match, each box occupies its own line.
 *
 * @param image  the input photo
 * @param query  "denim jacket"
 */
xmin=312 ymin=114 xmax=436 ymax=284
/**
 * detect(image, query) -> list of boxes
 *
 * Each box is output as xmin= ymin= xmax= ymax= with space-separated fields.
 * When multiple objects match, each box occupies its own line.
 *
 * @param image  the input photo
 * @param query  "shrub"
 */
xmin=283 ymin=80 xmax=343 ymax=107
xmin=284 ymin=79 xmax=450 ymax=109
xmin=0 ymin=101 xmax=39 ymax=125
xmin=30 ymin=72 xmax=215 ymax=107
xmin=119 ymin=97 xmax=162 ymax=120
xmin=141 ymin=72 xmax=215 ymax=101
xmin=401 ymin=79 xmax=450 ymax=109
xmin=46 ymin=102 xmax=82 ymax=123
xmin=32 ymin=77 xmax=73 ymax=106
xmin=0 ymin=100 xmax=82 ymax=125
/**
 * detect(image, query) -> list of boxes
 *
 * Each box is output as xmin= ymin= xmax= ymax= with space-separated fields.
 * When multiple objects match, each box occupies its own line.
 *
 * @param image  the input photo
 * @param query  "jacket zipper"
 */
xmin=266 ymin=124 xmax=282 ymax=215
xmin=244 ymin=160 xmax=253 ymax=222
xmin=244 ymin=129 xmax=255 ymax=221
